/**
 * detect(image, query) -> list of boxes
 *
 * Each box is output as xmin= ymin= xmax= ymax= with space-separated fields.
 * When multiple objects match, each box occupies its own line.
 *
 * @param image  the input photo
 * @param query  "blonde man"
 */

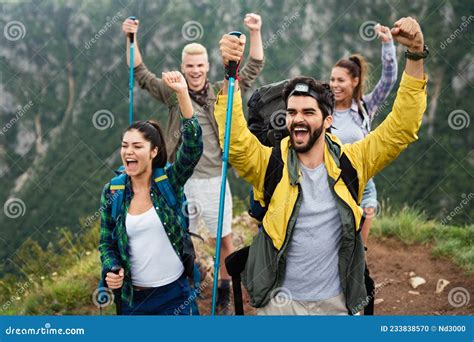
xmin=122 ymin=14 xmax=265 ymax=314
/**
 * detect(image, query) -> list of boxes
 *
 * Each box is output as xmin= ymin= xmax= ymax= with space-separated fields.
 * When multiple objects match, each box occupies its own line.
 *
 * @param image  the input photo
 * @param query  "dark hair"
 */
xmin=334 ymin=54 xmax=368 ymax=104
xmin=282 ymin=76 xmax=335 ymax=118
xmin=123 ymin=120 xmax=167 ymax=169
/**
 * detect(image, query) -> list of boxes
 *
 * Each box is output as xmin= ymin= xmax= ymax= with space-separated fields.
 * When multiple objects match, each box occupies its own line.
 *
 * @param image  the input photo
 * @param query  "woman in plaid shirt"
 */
xmin=99 ymin=71 xmax=203 ymax=315
xmin=330 ymin=23 xmax=398 ymax=244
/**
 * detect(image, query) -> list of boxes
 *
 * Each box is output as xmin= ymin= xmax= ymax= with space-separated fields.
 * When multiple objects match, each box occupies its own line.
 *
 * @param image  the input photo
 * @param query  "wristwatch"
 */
xmin=405 ymin=45 xmax=429 ymax=60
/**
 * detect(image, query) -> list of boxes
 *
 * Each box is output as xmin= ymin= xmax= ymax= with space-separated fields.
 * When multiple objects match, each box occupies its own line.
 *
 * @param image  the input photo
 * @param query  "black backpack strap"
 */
xmin=339 ymin=152 xmax=366 ymax=229
xmin=363 ymin=261 xmax=375 ymax=315
xmin=263 ymin=142 xmax=284 ymax=206
xmin=338 ymin=152 xmax=359 ymax=204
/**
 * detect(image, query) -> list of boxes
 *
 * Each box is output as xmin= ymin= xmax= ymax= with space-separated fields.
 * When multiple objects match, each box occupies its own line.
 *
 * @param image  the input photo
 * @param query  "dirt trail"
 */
xmin=197 ymin=236 xmax=473 ymax=315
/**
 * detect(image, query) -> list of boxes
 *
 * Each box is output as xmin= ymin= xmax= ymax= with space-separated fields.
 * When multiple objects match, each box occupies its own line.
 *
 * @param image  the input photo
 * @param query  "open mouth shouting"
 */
xmin=291 ymin=124 xmax=311 ymax=144
xmin=125 ymin=158 xmax=138 ymax=172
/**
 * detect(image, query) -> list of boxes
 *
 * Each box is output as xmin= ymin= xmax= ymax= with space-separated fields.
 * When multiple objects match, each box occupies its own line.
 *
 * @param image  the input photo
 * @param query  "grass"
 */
xmin=371 ymin=204 xmax=474 ymax=273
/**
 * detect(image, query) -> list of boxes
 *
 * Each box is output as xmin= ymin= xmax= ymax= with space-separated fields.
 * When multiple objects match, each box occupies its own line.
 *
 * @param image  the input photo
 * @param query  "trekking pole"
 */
xmin=128 ymin=16 xmax=137 ymax=124
xmin=211 ymin=31 xmax=241 ymax=316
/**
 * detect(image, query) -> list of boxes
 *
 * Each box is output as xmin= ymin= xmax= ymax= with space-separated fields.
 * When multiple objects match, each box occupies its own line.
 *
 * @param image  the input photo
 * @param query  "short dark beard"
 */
xmin=290 ymin=122 xmax=324 ymax=153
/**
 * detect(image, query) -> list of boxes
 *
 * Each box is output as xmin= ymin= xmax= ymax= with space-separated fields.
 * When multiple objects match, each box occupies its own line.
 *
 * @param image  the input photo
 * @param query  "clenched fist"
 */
xmin=391 ymin=17 xmax=424 ymax=52
xmin=244 ymin=13 xmax=262 ymax=32
xmin=219 ymin=34 xmax=246 ymax=66
xmin=105 ymin=268 xmax=124 ymax=290
xmin=162 ymin=71 xmax=188 ymax=94
xmin=122 ymin=18 xmax=139 ymax=36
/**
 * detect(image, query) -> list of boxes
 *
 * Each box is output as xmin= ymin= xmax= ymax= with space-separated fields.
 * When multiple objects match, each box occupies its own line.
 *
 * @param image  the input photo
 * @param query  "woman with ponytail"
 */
xmin=330 ymin=24 xmax=398 ymax=244
xmin=99 ymin=71 xmax=203 ymax=315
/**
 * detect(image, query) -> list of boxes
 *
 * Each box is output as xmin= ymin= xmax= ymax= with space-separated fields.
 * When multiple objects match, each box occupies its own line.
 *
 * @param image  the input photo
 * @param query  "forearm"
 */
xmin=248 ymin=30 xmax=264 ymax=61
xmin=126 ymin=34 xmax=143 ymax=67
xmin=404 ymin=57 xmax=424 ymax=80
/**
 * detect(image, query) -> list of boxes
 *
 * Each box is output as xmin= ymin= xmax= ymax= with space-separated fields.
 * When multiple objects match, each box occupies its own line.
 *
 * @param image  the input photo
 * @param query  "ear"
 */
xmin=205 ymin=61 xmax=210 ymax=73
xmin=324 ymin=115 xmax=333 ymax=130
xmin=352 ymin=76 xmax=360 ymax=88
xmin=150 ymin=146 xmax=158 ymax=160
xmin=181 ymin=63 xmax=185 ymax=74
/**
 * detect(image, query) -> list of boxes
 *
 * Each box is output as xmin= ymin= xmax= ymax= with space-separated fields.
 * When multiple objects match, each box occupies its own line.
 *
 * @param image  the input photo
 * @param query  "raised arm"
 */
xmin=363 ymin=24 xmax=398 ymax=118
xmin=217 ymin=33 xmax=271 ymax=193
xmin=122 ymin=18 xmax=174 ymax=105
xmin=162 ymin=72 xmax=203 ymax=188
xmin=346 ymin=17 xmax=427 ymax=190
xmin=238 ymin=13 xmax=265 ymax=93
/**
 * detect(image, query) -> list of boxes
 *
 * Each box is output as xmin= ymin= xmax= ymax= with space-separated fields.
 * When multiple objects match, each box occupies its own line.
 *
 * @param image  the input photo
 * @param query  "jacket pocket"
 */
xmin=242 ymin=229 xmax=279 ymax=308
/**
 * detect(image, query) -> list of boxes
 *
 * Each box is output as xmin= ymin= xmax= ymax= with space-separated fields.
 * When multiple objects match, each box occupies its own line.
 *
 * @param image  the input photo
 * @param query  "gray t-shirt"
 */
xmin=280 ymin=162 xmax=343 ymax=301
xmin=332 ymin=108 xmax=365 ymax=144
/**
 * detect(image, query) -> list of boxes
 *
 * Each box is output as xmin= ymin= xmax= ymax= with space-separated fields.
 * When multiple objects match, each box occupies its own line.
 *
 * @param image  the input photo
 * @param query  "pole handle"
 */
xmin=128 ymin=16 xmax=137 ymax=43
xmin=225 ymin=31 xmax=242 ymax=79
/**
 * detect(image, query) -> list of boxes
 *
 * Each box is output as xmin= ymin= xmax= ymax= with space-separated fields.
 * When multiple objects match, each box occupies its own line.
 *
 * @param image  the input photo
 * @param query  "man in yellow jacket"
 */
xmin=215 ymin=17 xmax=428 ymax=315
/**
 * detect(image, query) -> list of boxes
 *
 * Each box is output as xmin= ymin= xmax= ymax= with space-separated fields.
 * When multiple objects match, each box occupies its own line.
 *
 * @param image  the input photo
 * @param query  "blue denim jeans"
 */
xmin=121 ymin=273 xmax=197 ymax=315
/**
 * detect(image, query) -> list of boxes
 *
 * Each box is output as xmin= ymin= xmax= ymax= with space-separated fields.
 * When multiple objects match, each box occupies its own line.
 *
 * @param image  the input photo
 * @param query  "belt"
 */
xmin=133 ymin=285 xmax=154 ymax=291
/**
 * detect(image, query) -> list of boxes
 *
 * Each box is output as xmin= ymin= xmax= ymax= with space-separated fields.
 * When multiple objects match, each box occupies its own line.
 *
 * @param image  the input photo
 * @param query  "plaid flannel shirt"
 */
xmin=98 ymin=116 xmax=202 ymax=306
xmin=351 ymin=40 xmax=398 ymax=135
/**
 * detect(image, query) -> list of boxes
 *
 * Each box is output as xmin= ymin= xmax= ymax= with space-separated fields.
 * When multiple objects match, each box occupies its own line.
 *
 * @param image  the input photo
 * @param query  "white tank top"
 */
xmin=125 ymin=207 xmax=184 ymax=287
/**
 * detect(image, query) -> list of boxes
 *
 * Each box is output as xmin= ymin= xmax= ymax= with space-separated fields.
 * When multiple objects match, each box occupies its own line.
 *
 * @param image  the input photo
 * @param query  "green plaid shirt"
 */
xmin=99 ymin=116 xmax=202 ymax=306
